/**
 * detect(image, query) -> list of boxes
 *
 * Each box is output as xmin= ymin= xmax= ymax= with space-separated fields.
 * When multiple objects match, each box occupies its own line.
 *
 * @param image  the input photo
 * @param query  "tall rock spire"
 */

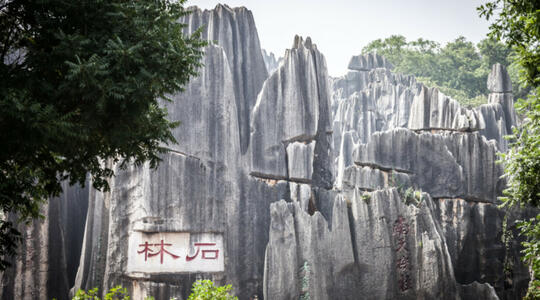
xmin=487 ymin=63 xmax=517 ymax=133
xmin=181 ymin=5 xmax=269 ymax=154
xmin=250 ymin=35 xmax=333 ymax=187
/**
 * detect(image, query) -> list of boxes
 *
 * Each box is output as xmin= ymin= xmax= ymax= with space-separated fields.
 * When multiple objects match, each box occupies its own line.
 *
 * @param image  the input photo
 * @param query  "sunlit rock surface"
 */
xmin=2 ymin=5 xmax=534 ymax=300
xmin=262 ymin=49 xmax=282 ymax=74
xmin=0 ymin=182 xmax=88 ymax=300
xmin=181 ymin=4 xmax=268 ymax=154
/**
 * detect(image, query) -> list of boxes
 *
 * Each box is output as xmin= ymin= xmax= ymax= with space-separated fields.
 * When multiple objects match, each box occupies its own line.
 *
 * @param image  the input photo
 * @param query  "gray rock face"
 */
xmin=460 ymin=282 xmax=500 ymax=300
xmin=71 ymin=35 xmax=283 ymax=299
xmin=488 ymin=63 xmax=513 ymax=93
xmin=488 ymin=92 xmax=517 ymax=134
xmin=409 ymin=86 xmax=483 ymax=132
xmin=162 ymin=44 xmax=240 ymax=163
xmin=0 ymin=182 xmax=88 ymax=300
xmin=342 ymin=166 xmax=411 ymax=192
xmin=263 ymin=197 xmax=354 ymax=300
xmin=182 ymin=4 xmax=269 ymax=154
xmin=347 ymin=189 xmax=459 ymax=299
xmin=353 ymin=129 xmax=503 ymax=201
xmin=286 ymin=142 xmax=315 ymax=182
xmin=3 ymin=5 xmax=532 ymax=300
xmin=434 ymin=198 xmax=536 ymax=300
xmin=348 ymin=52 xmax=394 ymax=71
xmin=262 ymin=49 xmax=282 ymax=74
xmin=484 ymin=64 xmax=517 ymax=140
xmin=476 ymin=103 xmax=509 ymax=151
xmin=250 ymin=36 xmax=332 ymax=183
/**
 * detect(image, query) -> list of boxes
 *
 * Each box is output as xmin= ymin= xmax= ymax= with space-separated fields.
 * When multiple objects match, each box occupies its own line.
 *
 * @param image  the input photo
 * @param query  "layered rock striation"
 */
xmin=2 ymin=5 xmax=533 ymax=300
xmin=0 ymin=182 xmax=88 ymax=300
xmin=181 ymin=4 xmax=269 ymax=154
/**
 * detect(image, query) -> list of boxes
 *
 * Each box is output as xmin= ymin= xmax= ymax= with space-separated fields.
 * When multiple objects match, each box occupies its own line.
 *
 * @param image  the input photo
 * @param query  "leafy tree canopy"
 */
xmin=478 ymin=1 xmax=540 ymax=298
xmin=187 ymin=280 xmax=238 ymax=300
xmin=362 ymin=34 xmax=523 ymax=106
xmin=0 ymin=0 xmax=206 ymax=269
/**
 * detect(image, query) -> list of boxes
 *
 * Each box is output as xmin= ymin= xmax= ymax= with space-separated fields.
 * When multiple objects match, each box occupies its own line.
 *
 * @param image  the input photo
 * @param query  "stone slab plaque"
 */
xmin=126 ymin=231 xmax=224 ymax=274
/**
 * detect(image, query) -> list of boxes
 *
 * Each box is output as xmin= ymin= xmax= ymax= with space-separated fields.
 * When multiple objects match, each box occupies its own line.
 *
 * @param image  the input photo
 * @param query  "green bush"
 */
xmin=187 ymin=280 xmax=238 ymax=300
xmin=518 ymin=215 xmax=540 ymax=300
xmin=73 ymin=285 xmax=129 ymax=300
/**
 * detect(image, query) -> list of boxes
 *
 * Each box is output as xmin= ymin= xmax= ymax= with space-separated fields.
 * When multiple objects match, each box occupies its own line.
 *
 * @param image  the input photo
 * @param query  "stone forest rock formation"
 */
xmin=0 ymin=4 xmax=536 ymax=300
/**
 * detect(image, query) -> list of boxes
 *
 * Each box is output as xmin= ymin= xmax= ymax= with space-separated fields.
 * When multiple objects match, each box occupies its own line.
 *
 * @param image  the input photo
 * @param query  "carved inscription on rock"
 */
xmin=392 ymin=216 xmax=411 ymax=292
xmin=126 ymin=231 xmax=224 ymax=274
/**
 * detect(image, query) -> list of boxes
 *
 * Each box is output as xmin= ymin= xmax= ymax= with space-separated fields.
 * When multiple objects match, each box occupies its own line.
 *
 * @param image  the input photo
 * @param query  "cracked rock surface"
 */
xmin=2 ymin=5 xmax=535 ymax=300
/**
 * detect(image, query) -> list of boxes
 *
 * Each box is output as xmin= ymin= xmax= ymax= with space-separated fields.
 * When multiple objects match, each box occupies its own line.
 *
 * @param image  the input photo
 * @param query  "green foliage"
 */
xmin=479 ymin=1 xmax=540 ymax=298
xmin=0 ymin=0 xmax=206 ymax=268
xmin=501 ymin=215 xmax=515 ymax=278
xmin=187 ymin=280 xmax=238 ymax=300
xmin=388 ymin=173 xmax=422 ymax=206
xmin=499 ymin=103 xmax=540 ymax=209
xmin=478 ymin=0 xmax=540 ymax=88
xmin=401 ymin=187 xmax=422 ymax=207
xmin=299 ymin=261 xmax=311 ymax=300
xmin=0 ymin=220 xmax=21 ymax=270
xmin=73 ymin=285 xmax=130 ymax=300
xmin=360 ymin=192 xmax=371 ymax=204
xmin=517 ymin=216 xmax=540 ymax=300
xmin=362 ymin=35 xmax=516 ymax=107
xmin=415 ymin=76 xmax=488 ymax=108
xmin=482 ymin=0 xmax=540 ymax=209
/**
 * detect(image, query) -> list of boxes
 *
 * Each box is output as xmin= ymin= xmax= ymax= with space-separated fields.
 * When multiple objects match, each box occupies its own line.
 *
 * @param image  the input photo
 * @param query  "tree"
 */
xmin=187 ymin=280 xmax=238 ymax=300
xmin=362 ymin=35 xmax=515 ymax=107
xmin=478 ymin=1 xmax=540 ymax=298
xmin=0 ymin=0 xmax=206 ymax=270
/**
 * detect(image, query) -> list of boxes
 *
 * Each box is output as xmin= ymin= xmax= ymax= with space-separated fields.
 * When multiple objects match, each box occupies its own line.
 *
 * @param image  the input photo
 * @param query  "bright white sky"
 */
xmin=186 ymin=0 xmax=492 ymax=76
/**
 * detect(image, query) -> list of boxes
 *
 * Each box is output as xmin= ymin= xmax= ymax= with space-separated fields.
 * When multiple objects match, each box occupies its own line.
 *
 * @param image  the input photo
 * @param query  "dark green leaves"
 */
xmin=479 ymin=2 xmax=540 ymax=298
xmin=362 ymin=35 xmax=515 ymax=107
xmin=0 ymin=0 xmax=206 ymax=269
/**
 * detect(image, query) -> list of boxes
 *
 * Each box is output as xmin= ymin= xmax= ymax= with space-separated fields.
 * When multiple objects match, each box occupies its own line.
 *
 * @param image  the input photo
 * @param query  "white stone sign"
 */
xmin=126 ymin=231 xmax=224 ymax=274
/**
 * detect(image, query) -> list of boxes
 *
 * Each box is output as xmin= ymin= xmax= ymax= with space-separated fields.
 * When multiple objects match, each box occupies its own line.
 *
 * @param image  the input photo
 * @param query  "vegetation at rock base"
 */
xmin=388 ymin=173 xmax=422 ymax=206
xmin=187 ymin=280 xmax=238 ymax=300
xmin=72 ymin=285 xmax=129 ymax=300
xmin=478 ymin=1 xmax=540 ymax=298
xmin=362 ymin=35 xmax=527 ymax=107
xmin=299 ymin=261 xmax=311 ymax=300
xmin=72 ymin=281 xmax=241 ymax=300
xmin=0 ymin=0 xmax=206 ymax=270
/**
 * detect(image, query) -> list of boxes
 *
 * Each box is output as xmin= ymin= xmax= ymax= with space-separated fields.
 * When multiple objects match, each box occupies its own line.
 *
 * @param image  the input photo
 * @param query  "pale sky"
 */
xmin=186 ymin=0 xmax=492 ymax=76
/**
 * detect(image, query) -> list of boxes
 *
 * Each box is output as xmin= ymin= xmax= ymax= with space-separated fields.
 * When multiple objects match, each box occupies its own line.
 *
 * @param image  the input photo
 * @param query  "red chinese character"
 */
xmin=395 ymin=236 xmax=408 ymax=252
xmin=186 ymin=243 xmax=219 ymax=261
xmin=147 ymin=239 xmax=180 ymax=264
xmin=393 ymin=216 xmax=409 ymax=237
xmin=398 ymin=273 xmax=411 ymax=291
xmin=137 ymin=241 xmax=155 ymax=261
xmin=396 ymin=256 xmax=409 ymax=271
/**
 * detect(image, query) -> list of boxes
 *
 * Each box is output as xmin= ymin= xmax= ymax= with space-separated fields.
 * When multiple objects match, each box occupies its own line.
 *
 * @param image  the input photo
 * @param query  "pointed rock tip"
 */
xmin=305 ymin=37 xmax=312 ymax=48
xmin=293 ymin=35 xmax=303 ymax=49
xmin=347 ymin=52 xmax=394 ymax=71
xmin=291 ymin=35 xmax=317 ymax=50
xmin=214 ymin=3 xmax=233 ymax=12
xmin=487 ymin=63 xmax=512 ymax=93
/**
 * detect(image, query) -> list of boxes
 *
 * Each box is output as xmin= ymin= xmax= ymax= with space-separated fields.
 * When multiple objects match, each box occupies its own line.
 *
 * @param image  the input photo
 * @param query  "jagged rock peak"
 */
xmin=250 ymin=35 xmax=331 ymax=181
xmin=348 ymin=52 xmax=394 ymax=71
xmin=262 ymin=49 xmax=282 ymax=74
xmin=187 ymin=3 xmax=247 ymax=13
xmin=487 ymin=63 xmax=512 ymax=93
xmin=292 ymin=35 xmax=317 ymax=50
xmin=180 ymin=4 xmax=268 ymax=154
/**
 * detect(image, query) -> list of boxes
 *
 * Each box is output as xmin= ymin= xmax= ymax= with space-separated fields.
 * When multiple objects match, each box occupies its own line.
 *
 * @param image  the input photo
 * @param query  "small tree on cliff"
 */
xmin=0 ymin=0 xmax=206 ymax=269
xmin=478 ymin=1 xmax=540 ymax=299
